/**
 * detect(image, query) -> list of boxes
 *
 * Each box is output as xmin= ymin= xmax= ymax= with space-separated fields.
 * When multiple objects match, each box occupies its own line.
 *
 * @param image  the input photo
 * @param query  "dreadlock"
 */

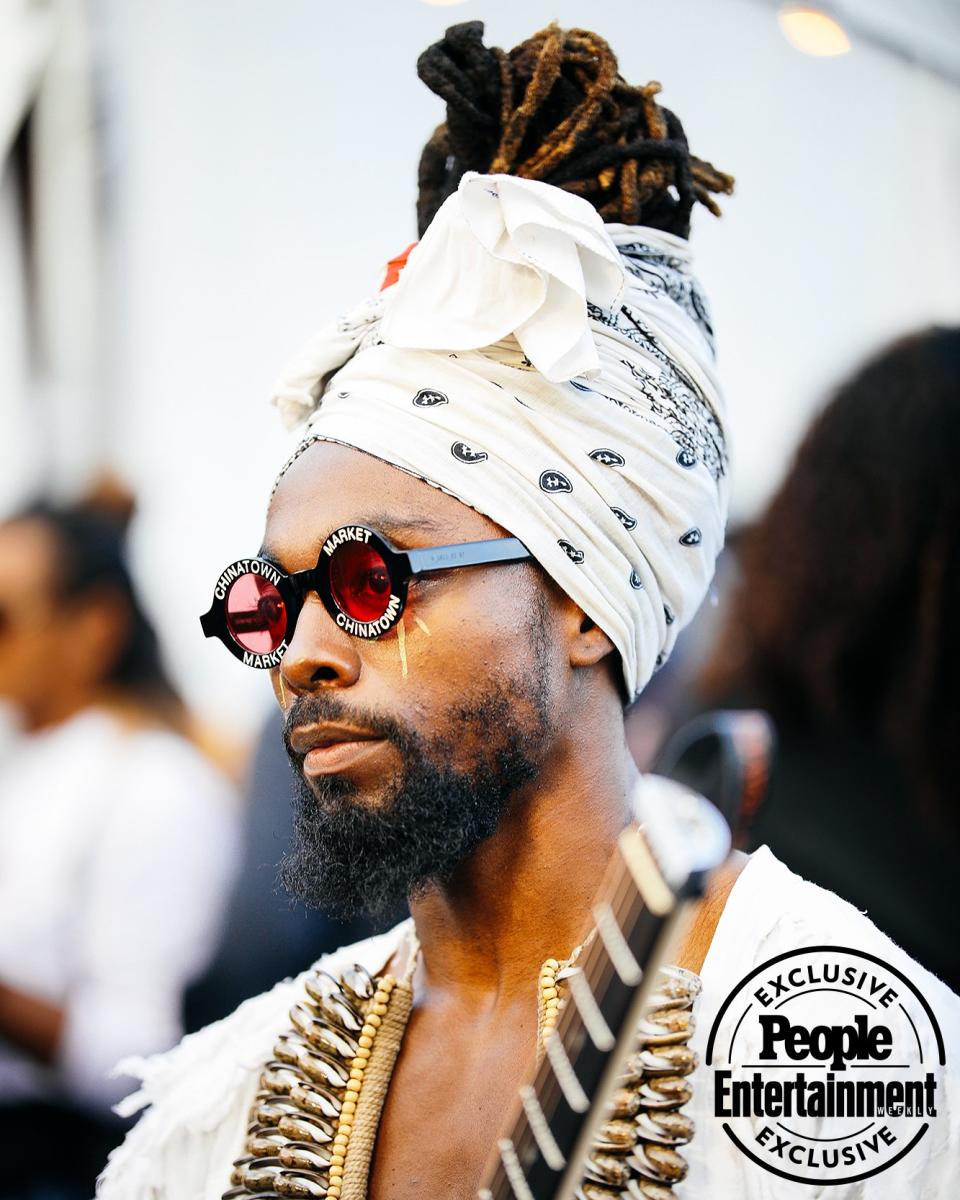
xmin=416 ymin=21 xmax=733 ymax=238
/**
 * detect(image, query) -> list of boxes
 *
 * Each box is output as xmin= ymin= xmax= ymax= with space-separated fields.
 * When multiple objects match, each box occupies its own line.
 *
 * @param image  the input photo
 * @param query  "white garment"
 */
xmin=96 ymin=843 xmax=960 ymax=1199
xmin=686 ymin=846 xmax=959 ymax=1198
xmin=271 ymin=172 xmax=728 ymax=699
xmin=0 ymin=708 xmax=240 ymax=1113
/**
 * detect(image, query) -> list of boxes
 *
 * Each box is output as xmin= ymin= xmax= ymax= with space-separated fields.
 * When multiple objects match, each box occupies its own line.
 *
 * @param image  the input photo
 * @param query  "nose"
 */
xmin=279 ymin=594 xmax=362 ymax=693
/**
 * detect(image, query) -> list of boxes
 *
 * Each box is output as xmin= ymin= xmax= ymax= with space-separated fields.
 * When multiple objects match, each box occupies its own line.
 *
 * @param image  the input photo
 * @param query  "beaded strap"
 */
xmin=223 ymin=964 xmax=387 ymax=1199
xmin=570 ymin=965 xmax=700 ymax=1200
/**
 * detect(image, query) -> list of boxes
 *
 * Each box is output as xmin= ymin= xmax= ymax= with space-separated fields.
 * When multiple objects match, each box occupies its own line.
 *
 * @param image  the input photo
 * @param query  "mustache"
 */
xmin=281 ymin=692 xmax=403 ymax=762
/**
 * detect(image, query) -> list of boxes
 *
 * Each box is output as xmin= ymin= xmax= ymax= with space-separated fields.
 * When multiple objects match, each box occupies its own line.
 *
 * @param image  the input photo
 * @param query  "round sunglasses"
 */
xmin=200 ymin=524 xmax=532 ymax=668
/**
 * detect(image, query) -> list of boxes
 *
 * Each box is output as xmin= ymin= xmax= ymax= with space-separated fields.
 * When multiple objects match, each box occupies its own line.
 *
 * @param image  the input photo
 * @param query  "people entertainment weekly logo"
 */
xmin=705 ymin=946 xmax=945 ymax=1186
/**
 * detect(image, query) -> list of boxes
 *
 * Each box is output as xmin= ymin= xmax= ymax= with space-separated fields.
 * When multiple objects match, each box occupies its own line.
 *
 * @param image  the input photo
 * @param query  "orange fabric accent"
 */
xmin=379 ymin=242 xmax=418 ymax=291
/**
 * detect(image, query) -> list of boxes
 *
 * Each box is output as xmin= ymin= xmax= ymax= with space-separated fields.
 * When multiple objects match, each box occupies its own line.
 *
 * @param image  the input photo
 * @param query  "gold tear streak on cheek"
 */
xmin=397 ymin=619 xmax=409 ymax=679
xmin=414 ymin=617 xmax=431 ymax=636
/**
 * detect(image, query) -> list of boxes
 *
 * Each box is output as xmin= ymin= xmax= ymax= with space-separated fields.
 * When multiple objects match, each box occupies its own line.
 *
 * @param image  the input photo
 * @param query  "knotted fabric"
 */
xmin=271 ymin=172 xmax=728 ymax=699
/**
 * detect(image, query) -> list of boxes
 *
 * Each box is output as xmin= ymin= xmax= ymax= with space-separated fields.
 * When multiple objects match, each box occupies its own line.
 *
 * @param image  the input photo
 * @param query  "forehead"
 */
xmin=263 ymin=441 xmax=505 ymax=567
xmin=0 ymin=520 xmax=58 ymax=595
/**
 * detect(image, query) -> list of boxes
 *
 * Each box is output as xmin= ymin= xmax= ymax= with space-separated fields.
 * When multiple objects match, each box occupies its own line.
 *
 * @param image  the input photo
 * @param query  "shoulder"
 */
xmin=700 ymin=846 xmax=960 ymax=1064
xmin=96 ymin=920 xmax=412 ymax=1199
xmin=704 ymin=846 xmax=958 ymax=1010
xmin=96 ymin=727 xmax=240 ymax=852
xmin=115 ymin=726 xmax=236 ymax=802
xmin=688 ymin=847 xmax=960 ymax=1197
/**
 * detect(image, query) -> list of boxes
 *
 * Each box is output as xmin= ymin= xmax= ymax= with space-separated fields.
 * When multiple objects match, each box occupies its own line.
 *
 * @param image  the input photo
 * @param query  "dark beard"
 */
xmin=279 ymin=620 xmax=553 ymax=920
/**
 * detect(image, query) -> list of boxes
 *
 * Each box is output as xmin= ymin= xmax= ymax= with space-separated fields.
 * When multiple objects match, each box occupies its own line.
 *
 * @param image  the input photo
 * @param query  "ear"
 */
xmin=561 ymin=597 xmax=615 ymax=670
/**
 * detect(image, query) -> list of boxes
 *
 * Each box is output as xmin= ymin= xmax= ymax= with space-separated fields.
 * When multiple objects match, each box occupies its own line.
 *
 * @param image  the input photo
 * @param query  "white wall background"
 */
xmin=4 ymin=0 xmax=960 ymax=735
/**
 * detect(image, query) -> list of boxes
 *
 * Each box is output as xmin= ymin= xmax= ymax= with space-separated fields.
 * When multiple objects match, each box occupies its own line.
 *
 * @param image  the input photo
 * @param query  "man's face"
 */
xmin=263 ymin=441 xmax=563 ymax=917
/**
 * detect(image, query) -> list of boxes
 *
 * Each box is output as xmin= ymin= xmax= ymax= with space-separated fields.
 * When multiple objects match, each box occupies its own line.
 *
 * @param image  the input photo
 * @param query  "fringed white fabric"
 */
xmin=96 ymin=922 xmax=412 ymax=1200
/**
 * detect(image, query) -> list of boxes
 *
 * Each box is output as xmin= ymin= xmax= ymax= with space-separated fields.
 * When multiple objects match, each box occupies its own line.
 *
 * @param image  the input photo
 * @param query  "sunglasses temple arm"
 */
xmin=406 ymin=538 xmax=531 ymax=575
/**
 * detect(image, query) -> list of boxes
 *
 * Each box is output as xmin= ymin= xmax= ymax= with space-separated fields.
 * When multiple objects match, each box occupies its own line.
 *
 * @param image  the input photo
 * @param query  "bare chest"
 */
xmin=368 ymin=1010 xmax=537 ymax=1200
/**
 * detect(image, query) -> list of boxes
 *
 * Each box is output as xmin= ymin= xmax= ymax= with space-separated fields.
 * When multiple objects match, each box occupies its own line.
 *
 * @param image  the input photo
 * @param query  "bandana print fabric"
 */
xmin=271 ymin=172 xmax=728 ymax=700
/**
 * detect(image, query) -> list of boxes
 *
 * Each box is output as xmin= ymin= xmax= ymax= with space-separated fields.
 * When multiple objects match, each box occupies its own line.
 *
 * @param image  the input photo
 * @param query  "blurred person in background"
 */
xmin=0 ymin=492 xmax=240 ymax=1199
xmin=695 ymin=327 xmax=960 ymax=992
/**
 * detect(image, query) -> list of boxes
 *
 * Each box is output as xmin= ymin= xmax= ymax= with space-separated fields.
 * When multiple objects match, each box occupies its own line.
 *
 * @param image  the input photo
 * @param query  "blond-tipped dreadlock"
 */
xmin=416 ymin=21 xmax=733 ymax=238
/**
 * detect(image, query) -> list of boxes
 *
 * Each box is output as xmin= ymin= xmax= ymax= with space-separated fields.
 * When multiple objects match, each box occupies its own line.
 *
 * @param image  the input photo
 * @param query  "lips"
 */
xmin=290 ymin=723 xmax=381 ymax=756
xmin=290 ymin=723 xmax=387 ymax=777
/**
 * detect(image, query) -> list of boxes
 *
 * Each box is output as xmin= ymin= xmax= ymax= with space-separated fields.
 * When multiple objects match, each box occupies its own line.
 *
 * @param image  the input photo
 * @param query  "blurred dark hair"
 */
xmin=15 ymin=491 xmax=187 ymax=730
xmin=704 ymin=327 xmax=960 ymax=824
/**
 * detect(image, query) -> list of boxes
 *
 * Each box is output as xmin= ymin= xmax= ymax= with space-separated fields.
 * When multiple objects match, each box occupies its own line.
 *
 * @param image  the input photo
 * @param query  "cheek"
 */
xmin=375 ymin=571 xmax=542 ymax=697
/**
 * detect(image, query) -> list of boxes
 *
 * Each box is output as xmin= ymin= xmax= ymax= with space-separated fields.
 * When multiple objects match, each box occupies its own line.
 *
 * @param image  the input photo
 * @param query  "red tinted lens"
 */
xmin=329 ymin=542 xmax=393 ymax=623
xmin=225 ymin=573 xmax=287 ymax=653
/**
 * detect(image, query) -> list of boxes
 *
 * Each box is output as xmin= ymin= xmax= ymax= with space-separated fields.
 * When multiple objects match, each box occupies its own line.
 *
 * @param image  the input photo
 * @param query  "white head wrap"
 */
xmin=271 ymin=172 xmax=728 ymax=700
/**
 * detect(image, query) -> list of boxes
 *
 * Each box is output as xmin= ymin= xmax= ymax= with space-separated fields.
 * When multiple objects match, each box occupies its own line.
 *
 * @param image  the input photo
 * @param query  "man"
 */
xmin=99 ymin=22 xmax=958 ymax=1200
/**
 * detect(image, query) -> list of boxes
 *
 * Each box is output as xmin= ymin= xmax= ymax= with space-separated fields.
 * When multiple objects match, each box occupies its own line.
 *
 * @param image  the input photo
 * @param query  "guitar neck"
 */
xmin=478 ymin=813 xmax=715 ymax=1200
xmin=477 ymin=715 xmax=768 ymax=1200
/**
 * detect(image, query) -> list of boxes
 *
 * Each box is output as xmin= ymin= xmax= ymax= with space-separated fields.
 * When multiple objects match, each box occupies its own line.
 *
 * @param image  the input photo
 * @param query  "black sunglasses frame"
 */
xmin=200 ymin=524 xmax=532 ymax=668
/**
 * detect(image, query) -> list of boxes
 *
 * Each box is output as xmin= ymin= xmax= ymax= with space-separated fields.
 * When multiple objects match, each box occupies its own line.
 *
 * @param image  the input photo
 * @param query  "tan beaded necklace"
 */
xmin=538 ymin=956 xmax=563 ymax=1042
xmin=224 ymin=930 xmax=699 ymax=1200
xmin=325 ymin=973 xmax=396 ymax=1200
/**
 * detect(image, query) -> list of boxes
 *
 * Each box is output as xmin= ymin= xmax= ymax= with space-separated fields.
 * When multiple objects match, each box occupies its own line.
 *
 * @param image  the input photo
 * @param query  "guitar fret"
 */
xmin=519 ymin=1085 xmax=566 ymax=1171
xmin=617 ymin=824 xmax=674 ymax=915
xmin=498 ymin=1137 xmax=536 ymax=1200
xmin=593 ymin=900 xmax=643 ymax=985
xmin=544 ymin=1025 xmax=590 ymax=1113
xmin=566 ymin=968 xmax=615 ymax=1052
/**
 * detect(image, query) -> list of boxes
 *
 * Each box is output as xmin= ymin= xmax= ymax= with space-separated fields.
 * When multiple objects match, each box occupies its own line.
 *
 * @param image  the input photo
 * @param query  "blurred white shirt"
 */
xmin=0 ymin=706 xmax=240 ymax=1113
